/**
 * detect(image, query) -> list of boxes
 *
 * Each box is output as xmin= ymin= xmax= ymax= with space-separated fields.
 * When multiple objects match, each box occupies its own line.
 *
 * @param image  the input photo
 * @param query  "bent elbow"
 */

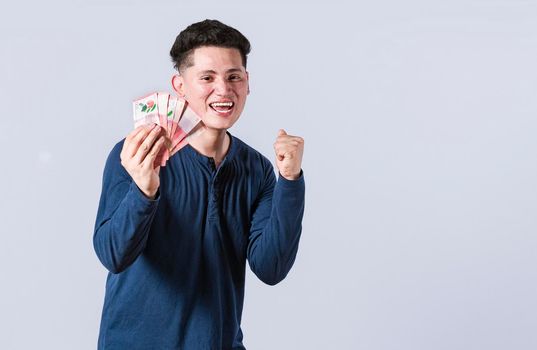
xmin=95 ymin=253 xmax=133 ymax=274
xmin=93 ymin=238 xmax=133 ymax=275
xmin=251 ymin=264 xmax=290 ymax=286
xmin=260 ymin=274 xmax=286 ymax=286
xmin=106 ymin=262 xmax=129 ymax=274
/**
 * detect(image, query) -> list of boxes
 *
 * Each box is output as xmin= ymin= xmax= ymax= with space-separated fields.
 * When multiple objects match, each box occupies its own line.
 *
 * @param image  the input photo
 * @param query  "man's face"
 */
xmin=173 ymin=46 xmax=249 ymax=131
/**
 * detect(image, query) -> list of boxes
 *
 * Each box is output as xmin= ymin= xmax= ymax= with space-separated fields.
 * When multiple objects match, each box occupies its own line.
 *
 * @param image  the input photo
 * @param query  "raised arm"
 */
xmin=247 ymin=129 xmax=305 ymax=285
xmin=93 ymin=125 xmax=166 ymax=273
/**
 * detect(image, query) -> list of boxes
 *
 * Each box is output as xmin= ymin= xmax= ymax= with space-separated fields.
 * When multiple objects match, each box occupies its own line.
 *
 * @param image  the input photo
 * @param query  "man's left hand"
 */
xmin=274 ymin=129 xmax=304 ymax=180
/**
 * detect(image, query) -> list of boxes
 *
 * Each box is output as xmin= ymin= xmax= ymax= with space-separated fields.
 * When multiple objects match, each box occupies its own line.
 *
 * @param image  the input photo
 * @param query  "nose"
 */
xmin=214 ymin=77 xmax=232 ymax=96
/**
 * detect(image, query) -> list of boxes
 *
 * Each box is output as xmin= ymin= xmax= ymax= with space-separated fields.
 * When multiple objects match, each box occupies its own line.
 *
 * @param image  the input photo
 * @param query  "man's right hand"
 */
xmin=120 ymin=124 xmax=166 ymax=199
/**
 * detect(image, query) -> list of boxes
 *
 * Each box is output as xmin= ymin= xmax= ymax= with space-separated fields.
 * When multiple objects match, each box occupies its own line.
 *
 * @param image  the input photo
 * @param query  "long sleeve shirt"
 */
xmin=93 ymin=133 xmax=305 ymax=349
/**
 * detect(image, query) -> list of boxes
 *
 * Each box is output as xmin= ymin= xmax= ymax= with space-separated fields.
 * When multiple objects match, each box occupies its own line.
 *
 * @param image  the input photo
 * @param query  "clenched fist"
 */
xmin=273 ymin=129 xmax=304 ymax=180
xmin=120 ymin=124 xmax=167 ymax=199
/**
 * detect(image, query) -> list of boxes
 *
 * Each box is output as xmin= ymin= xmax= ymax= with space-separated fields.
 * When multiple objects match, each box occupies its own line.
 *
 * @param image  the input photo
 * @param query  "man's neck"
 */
xmin=188 ymin=128 xmax=230 ymax=168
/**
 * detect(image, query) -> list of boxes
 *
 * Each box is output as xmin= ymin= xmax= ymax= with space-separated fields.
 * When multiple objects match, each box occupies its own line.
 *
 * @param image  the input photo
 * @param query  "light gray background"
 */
xmin=1 ymin=0 xmax=536 ymax=349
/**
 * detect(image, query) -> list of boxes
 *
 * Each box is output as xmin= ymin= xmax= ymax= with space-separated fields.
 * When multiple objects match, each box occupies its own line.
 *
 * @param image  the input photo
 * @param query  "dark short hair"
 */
xmin=170 ymin=19 xmax=251 ymax=73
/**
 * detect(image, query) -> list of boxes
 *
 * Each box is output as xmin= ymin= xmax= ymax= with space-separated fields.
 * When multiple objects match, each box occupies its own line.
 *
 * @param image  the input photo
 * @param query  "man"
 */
xmin=93 ymin=19 xmax=305 ymax=349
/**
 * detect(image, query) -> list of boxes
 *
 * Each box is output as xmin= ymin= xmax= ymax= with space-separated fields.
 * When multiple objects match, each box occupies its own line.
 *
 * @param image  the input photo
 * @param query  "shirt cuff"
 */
xmin=277 ymin=169 xmax=305 ymax=187
xmin=129 ymin=181 xmax=160 ymax=204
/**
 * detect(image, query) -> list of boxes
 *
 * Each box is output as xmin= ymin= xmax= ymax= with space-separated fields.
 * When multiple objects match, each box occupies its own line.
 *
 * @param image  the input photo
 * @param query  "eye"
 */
xmin=200 ymin=76 xmax=212 ymax=82
xmin=228 ymin=74 xmax=242 ymax=81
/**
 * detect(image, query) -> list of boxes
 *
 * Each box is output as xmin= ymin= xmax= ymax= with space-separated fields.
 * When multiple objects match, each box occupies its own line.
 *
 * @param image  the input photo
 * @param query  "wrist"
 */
xmin=138 ymin=186 xmax=159 ymax=200
xmin=145 ymin=189 xmax=159 ymax=200
xmin=279 ymin=169 xmax=302 ymax=181
xmin=143 ymin=192 xmax=157 ymax=200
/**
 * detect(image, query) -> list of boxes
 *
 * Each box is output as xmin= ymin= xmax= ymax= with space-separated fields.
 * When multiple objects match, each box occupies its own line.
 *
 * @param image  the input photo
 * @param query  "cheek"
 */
xmin=237 ymin=87 xmax=249 ymax=103
xmin=238 ymin=84 xmax=249 ymax=97
xmin=185 ymin=82 xmax=210 ymax=97
xmin=187 ymin=86 xmax=210 ymax=108
xmin=195 ymin=85 xmax=211 ymax=95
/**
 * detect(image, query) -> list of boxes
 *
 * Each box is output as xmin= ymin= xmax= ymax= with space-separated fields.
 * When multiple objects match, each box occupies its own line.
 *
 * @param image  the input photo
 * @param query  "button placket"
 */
xmin=208 ymin=160 xmax=219 ymax=220
xmin=208 ymin=157 xmax=216 ymax=172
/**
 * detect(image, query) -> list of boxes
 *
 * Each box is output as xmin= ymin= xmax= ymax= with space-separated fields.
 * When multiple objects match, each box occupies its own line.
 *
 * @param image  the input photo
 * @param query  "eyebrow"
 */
xmin=198 ymin=68 xmax=243 ymax=75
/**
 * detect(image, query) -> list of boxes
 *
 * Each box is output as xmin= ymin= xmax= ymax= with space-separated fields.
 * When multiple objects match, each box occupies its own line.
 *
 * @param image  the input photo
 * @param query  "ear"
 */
xmin=246 ymin=71 xmax=250 ymax=95
xmin=171 ymin=74 xmax=186 ymax=97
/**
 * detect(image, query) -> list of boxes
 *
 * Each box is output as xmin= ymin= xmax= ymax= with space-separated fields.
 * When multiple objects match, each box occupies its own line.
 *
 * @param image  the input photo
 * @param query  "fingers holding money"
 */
xmin=133 ymin=125 xmax=164 ymax=165
xmin=120 ymin=124 xmax=165 ymax=169
xmin=119 ymin=123 xmax=166 ymax=198
xmin=143 ymin=135 xmax=167 ymax=170
xmin=121 ymin=125 xmax=146 ymax=160
xmin=121 ymin=124 xmax=154 ymax=159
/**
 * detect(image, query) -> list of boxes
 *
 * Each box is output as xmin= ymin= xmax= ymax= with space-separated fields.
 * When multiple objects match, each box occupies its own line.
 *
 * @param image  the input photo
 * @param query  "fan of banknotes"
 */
xmin=133 ymin=92 xmax=205 ymax=167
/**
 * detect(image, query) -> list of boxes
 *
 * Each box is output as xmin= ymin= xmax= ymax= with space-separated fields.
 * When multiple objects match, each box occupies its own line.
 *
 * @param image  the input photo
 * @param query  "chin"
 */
xmin=204 ymin=121 xmax=237 ymax=131
xmin=202 ymin=113 xmax=241 ymax=131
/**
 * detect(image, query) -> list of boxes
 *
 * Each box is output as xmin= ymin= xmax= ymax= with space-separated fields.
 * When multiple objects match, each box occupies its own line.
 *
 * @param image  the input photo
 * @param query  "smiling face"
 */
xmin=172 ymin=46 xmax=249 ymax=132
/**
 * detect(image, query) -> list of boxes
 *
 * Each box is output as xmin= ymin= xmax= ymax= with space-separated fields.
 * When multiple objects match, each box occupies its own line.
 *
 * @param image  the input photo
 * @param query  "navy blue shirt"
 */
xmin=93 ymin=133 xmax=305 ymax=349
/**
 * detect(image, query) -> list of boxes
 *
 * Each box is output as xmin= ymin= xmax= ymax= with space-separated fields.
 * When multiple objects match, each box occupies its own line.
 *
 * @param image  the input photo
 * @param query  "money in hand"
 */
xmin=133 ymin=91 xmax=204 ymax=167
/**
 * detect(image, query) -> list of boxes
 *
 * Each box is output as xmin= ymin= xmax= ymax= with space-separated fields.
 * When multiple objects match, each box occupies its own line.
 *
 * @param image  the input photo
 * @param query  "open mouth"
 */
xmin=209 ymin=101 xmax=235 ymax=114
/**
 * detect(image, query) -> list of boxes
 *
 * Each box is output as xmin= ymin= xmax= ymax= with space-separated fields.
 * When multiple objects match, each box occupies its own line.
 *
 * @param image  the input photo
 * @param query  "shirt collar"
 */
xmin=183 ymin=131 xmax=238 ymax=168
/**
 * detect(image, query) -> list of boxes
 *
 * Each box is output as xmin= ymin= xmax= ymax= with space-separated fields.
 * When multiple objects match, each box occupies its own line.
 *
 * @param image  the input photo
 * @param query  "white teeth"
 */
xmin=210 ymin=102 xmax=233 ymax=107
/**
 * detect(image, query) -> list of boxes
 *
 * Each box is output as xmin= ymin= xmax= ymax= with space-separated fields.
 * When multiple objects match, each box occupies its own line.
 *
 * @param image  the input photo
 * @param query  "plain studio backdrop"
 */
xmin=1 ymin=0 xmax=536 ymax=349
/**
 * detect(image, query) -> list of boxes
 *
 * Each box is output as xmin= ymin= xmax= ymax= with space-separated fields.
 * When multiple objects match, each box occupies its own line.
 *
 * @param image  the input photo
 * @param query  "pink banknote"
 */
xmin=133 ymin=92 xmax=159 ymax=128
xmin=133 ymin=91 xmax=203 ymax=168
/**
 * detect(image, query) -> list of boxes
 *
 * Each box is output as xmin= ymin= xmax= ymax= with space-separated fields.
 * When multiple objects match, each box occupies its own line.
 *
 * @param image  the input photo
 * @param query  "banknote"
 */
xmin=133 ymin=92 xmax=165 ymax=167
xmin=170 ymin=103 xmax=202 ymax=151
xmin=157 ymin=92 xmax=171 ymax=165
xmin=133 ymin=91 xmax=203 ymax=167
xmin=167 ymin=96 xmax=178 ymax=140
xmin=170 ymin=122 xmax=206 ymax=157
xmin=133 ymin=92 xmax=159 ymax=128
xmin=169 ymin=97 xmax=186 ymax=142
